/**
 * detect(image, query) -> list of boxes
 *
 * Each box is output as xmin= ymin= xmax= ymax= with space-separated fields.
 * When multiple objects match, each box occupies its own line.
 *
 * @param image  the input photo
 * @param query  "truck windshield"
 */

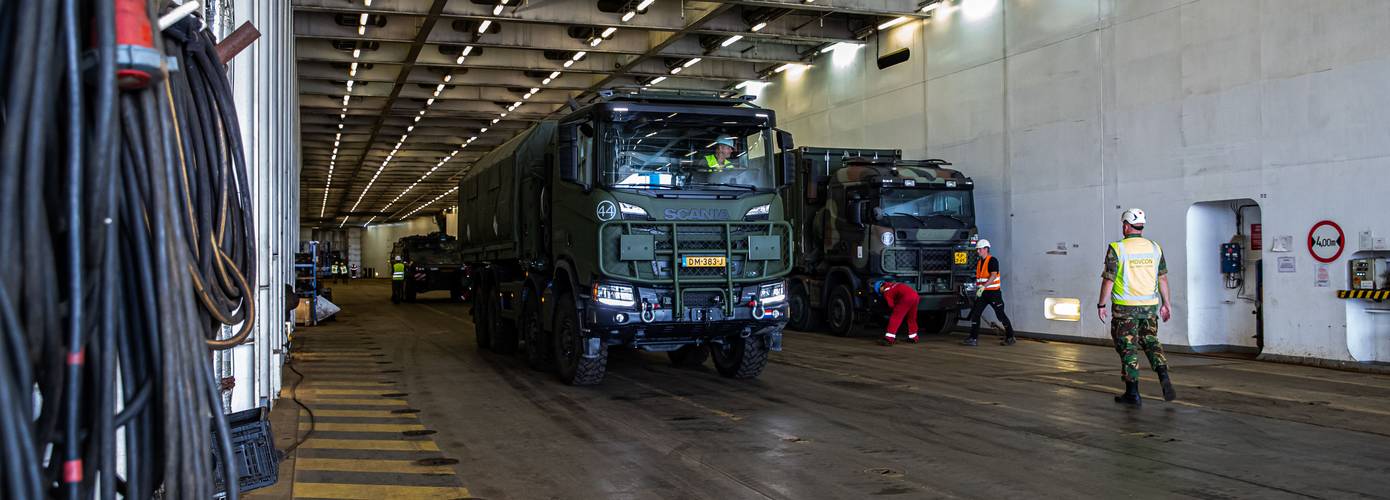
xmin=602 ymin=112 xmax=775 ymax=192
xmin=406 ymin=240 xmax=460 ymax=266
xmin=880 ymin=188 xmax=973 ymax=219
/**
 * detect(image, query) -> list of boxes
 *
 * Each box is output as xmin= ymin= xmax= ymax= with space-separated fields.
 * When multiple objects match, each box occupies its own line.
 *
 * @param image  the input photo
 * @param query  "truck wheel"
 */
xmin=489 ymin=291 xmax=518 ymax=355
xmin=667 ymin=345 xmax=709 ymax=368
xmin=710 ymin=334 xmax=769 ymax=379
xmin=473 ymin=281 xmax=493 ymax=350
xmin=924 ymin=311 xmax=959 ymax=335
xmin=826 ymin=284 xmax=856 ymax=337
xmin=451 ymin=288 xmax=463 ymax=302
xmin=787 ymin=284 xmax=817 ymax=331
xmin=519 ymin=294 xmax=550 ymax=371
xmin=552 ymin=292 xmax=607 ymax=385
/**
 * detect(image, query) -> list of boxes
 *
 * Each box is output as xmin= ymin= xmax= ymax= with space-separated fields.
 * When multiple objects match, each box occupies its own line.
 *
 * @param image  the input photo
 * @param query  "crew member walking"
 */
xmin=875 ymin=280 xmax=920 ymax=346
xmin=391 ymin=256 xmax=406 ymax=304
xmin=1098 ymin=208 xmax=1177 ymax=406
xmin=963 ymin=239 xmax=1016 ymax=346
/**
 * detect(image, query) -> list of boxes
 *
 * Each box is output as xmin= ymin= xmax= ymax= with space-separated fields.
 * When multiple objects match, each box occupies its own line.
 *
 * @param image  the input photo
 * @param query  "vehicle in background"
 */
xmin=781 ymin=148 xmax=977 ymax=336
xmin=390 ymin=232 xmax=467 ymax=302
xmin=459 ymin=87 xmax=797 ymax=385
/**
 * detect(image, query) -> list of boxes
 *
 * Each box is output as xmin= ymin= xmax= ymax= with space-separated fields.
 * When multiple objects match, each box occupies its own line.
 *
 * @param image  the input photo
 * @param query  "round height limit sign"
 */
xmin=1308 ymin=220 xmax=1345 ymax=263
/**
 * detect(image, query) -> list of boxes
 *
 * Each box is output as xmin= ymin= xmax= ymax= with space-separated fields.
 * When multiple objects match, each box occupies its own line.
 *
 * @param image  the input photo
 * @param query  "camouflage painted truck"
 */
xmin=781 ymin=148 xmax=978 ymax=336
xmin=458 ymin=88 xmax=797 ymax=385
xmin=390 ymin=232 xmax=467 ymax=302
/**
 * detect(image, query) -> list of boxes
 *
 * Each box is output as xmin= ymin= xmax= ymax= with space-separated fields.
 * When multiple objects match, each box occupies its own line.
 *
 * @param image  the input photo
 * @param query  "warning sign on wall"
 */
xmin=1251 ymin=224 xmax=1262 ymax=250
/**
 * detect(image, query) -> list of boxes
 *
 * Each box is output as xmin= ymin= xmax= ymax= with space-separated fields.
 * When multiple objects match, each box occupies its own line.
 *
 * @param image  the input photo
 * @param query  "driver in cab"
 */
xmin=704 ymin=135 xmax=738 ymax=172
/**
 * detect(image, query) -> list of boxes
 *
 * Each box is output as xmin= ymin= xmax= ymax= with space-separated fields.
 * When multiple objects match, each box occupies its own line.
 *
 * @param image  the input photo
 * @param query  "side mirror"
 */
xmin=775 ymin=129 xmax=795 ymax=150
xmin=849 ymin=200 xmax=866 ymax=226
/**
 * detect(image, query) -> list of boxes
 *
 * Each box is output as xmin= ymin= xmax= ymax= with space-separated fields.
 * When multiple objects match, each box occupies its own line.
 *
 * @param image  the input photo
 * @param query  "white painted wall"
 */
xmin=359 ymin=212 xmax=458 ymax=278
xmin=757 ymin=0 xmax=1390 ymax=363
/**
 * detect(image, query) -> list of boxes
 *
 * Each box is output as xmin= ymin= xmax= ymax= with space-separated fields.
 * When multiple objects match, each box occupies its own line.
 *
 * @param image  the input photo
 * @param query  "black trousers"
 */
xmin=391 ymin=280 xmax=403 ymax=303
xmin=968 ymin=290 xmax=1014 ymax=339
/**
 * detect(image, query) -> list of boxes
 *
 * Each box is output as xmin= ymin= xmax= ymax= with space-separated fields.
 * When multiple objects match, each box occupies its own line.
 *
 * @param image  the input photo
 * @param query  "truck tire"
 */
xmin=489 ymin=291 xmax=518 ymax=354
xmin=451 ymin=287 xmax=464 ymax=302
xmin=787 ymin=284 xmax=817 ymax=331
xmin=923 ymin=311 xmax=959 ymax=335
xmin=475 ymin=283 xmax=492 ymax=350
xmin=667 ymin=345 xmax=709 ymax=368
xmin=552 ymin=292 xmax=607 ymax=385
xmin=826 ymin=284 xmax=856 ymax=337
xmin=710 ymin=334 xmax=769 ymax=379
xmin=519 ymin=294 xmax=550 ymax=371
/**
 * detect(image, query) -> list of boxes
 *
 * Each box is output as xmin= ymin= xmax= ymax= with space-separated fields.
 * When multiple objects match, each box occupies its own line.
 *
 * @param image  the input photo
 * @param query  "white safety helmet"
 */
xmin=976 ymin=239 xmax=991 ymax=250
xmin=714 ymin=135 xmax=736 ymax=149
xmin=1122 ymin=208 xmax=1147 ymax=226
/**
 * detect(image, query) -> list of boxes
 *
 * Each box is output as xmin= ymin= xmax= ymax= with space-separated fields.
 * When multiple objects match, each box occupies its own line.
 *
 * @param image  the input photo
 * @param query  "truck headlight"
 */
xmin=619 ymin=202 xmax=649 ymax=220
xmin=744 ymin=204 xmax=771 ymax=221
xmin=759 ymin=281 xmax=786 ymax=304
xmin=880 ymin=231 xmax=895 ymax=246
xmin=592 ymin=282 xmax=636 ymax=307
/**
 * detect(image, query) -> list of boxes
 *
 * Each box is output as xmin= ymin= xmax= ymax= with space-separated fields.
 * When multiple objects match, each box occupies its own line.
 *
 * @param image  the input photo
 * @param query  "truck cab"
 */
xmin=461 ymin=88 xmax=797 ymax=385
xmin=390 ymin=232 xmax=466 ymax=302
xmin=783 ymin=148 xmax=977 ymax=336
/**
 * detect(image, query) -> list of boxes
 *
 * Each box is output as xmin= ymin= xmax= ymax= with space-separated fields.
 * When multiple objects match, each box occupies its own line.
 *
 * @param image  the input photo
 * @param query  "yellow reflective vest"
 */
xmin=704 ymin=155 xmax=732 ymax=172
xmin=392 ymin=262 xmax=406 ymax=280
xmin=1110 ymin=237 xmax=1162 ymax=306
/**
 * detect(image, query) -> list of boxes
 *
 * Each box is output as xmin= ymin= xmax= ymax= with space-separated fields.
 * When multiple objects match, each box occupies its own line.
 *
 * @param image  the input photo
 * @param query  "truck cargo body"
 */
xmin=781 ymin=147 xmax=978 ymax=336
xmin=459 ymin=89 xmax=796 ymax=384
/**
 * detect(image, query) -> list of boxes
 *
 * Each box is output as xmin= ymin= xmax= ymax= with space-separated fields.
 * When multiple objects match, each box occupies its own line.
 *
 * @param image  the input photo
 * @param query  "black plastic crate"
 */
xmin=212 ymin=407 xmax=282 ymax=497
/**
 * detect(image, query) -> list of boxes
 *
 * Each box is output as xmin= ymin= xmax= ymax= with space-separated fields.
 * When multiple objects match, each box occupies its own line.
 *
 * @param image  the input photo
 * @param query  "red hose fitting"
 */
xmin=115 ymin=0 xmax=162 ymax=89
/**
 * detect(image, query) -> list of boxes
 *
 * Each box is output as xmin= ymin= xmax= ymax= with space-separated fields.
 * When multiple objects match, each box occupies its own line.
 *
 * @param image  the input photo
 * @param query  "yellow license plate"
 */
xmin=683 ymin=256 xmax=727 ymax=267
xmin=954 ymin=252 xmax=968 ymax=265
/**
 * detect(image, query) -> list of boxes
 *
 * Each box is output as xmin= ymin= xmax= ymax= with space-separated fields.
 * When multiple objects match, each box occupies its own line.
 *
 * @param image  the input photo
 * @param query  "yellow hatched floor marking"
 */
xmin=293 ymin=483 xmax=469 ymax=499
xmin=298 ymin=439 xmax=439 ymax=451
xmin=291 ymin=398 xmax=407 ymax=406
xmin=299 ymin=422 xmax=426 ymax=433
xmin=300 ymin=409 xmax=416 ymax=419
xmin=295 ymin=458 xmax=455 ymax=475
xmin=297 ymin=380 xmax=395 ymax=387
xmin=293 ymin=388 xmax=400 ymax=397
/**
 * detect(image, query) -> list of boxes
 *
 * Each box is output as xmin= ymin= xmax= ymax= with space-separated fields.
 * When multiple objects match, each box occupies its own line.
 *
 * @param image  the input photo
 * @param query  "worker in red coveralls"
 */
xmin=874 ymin=279 xmax=920 ymax=346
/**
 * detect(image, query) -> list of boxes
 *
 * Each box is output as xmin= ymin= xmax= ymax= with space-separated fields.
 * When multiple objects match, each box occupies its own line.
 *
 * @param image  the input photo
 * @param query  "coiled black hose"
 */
xmin=0 ymin=2 xmax=259 ymax=498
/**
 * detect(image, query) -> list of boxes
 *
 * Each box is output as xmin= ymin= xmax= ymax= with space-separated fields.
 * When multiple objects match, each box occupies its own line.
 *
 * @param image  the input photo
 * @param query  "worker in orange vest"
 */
xmin=874 ymin=279 xmax=920 ymax=346
xmin=963 ymin=239 xmax=1016 ymax=346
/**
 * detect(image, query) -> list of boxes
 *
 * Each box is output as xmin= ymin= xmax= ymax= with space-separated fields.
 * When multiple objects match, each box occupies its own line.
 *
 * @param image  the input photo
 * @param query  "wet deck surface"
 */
xmin=252 ymin=280 xmax=1390 ymax=500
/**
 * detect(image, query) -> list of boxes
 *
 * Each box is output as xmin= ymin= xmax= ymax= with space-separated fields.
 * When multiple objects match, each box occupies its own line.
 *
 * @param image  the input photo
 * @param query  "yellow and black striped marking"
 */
xmin=1338 ymin=289 xmax=1390 ymax=300
xmin=281 ymin=332 xmax=471 ymax=500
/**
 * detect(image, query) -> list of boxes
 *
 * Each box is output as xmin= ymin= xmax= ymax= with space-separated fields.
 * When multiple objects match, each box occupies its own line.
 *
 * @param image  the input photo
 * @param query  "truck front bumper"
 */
xmin=586 ymin=284 xmax=788 ymax=350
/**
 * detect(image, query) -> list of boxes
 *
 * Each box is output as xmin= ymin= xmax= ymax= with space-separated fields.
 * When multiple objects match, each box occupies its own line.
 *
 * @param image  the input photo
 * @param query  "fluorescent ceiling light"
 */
xmin=493 ymin=4 xmax=503 ymax=15
xmin=621 ymin=11 xmax=635 ymax=22
xmin=563 ymin=60 xmax=574 ymax=68
xmin=720 ymin=35 xmax=743 ymax=47
xmin=920 ymin=1 xmax=940 ymax=13
xmin=650 ymin=76 xmax=666 ymax=84
xmin=636 ymin=0 xmax=655 ymax=10
xmin=549 ymin=71 xmax=561 ymax=79
xmin=877 ymin=17 xmax=909 ymax=30
xmin=751 ymin=22 xmax=767 ymax=32
xmin=670 ymin=66 xmax=682 ymax=74
xmin=359 ymin=13 xmax=368 ymax=24
xmin=682 ymin=57 xmax=701 ymax=68
xmin=601 ymin=27 xmax=617 ymax=38
xmin=590 ymin=38 xmax=602 ymax=47
xmin=572 ymin=51 xmax=587 ymax=60
xmin=462 ymin=46 xmax=473 ymax=56
xmin=456 ymin=55 xmax=466 ymax=64
xmin=477 ymin=20 xmax=492 ymax=33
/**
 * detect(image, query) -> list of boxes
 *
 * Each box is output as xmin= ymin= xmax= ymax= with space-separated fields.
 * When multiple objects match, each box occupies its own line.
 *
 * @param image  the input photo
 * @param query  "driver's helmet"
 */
xmin=713 ymin=135 xmax=736 ymax=149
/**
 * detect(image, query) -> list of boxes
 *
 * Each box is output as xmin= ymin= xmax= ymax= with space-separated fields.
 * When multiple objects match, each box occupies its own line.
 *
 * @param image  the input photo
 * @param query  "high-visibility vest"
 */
xmin=392 ymin=262 xmax=406 ymax=280
xmin=704 ymin=155 xmax=731 ymax=172
xmin=1110 ymin=237 xmax=1162 ymax=306
xmin=975 ymin=256 xmax=1001 ymax=291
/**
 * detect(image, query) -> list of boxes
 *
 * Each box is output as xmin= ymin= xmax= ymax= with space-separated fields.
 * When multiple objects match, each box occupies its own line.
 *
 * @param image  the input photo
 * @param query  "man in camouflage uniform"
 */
xmin=1097 ymin=208 xmax=1177 ymax=407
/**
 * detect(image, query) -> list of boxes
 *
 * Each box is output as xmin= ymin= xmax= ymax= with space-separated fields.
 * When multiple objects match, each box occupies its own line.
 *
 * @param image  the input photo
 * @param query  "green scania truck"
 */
xmin=781 ymin=148 xmax=978 ymax=336
xmin=459 ymin=88 xmax=796 ymax=385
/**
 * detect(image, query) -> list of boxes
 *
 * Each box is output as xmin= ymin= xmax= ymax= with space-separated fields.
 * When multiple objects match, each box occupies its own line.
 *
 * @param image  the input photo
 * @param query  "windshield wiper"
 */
xmin=926 ymin=211 xmax=969 ymax=225
xmin=886 ymin=212 xmax=930 ymax=226
xmin=685 ymin=182 xmax=757 ymax=191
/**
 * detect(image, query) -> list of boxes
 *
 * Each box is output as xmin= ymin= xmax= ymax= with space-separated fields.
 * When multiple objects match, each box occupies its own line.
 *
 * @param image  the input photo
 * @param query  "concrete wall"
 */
xmin=757 ymin=0 xmax=1390 ymax=364
xmin=359 ymin=212 xmax=458 ymax=278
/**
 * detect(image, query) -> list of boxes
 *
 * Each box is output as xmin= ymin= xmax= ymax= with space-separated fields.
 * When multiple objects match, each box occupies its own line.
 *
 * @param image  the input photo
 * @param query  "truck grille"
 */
xmin=883 ymin=248 xmax=956 ymax=273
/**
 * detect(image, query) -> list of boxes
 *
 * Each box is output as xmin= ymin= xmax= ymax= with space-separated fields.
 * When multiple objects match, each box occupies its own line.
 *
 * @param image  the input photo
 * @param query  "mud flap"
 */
xmin=584 ymin=337 xmax=603 ymax=358
xmin=763 ymin=327 xmax=784 ymax=352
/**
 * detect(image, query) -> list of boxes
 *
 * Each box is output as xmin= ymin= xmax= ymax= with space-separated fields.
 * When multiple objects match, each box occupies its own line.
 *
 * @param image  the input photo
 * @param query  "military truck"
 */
xmin=781 ymin=148 xmax=977 ymax=336
xmin=459 ymin=88 xmax=797 ymax=385
xmin=390 ymin=232 xmax=467 ymax=302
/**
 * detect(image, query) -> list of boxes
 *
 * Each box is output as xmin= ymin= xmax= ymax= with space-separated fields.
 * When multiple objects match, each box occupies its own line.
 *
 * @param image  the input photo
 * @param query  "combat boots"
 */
xmin=1113 ymin=379 xmax=1142 ymax=407
xmin=1156 ymin=366 xmax=1177 ymax=401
